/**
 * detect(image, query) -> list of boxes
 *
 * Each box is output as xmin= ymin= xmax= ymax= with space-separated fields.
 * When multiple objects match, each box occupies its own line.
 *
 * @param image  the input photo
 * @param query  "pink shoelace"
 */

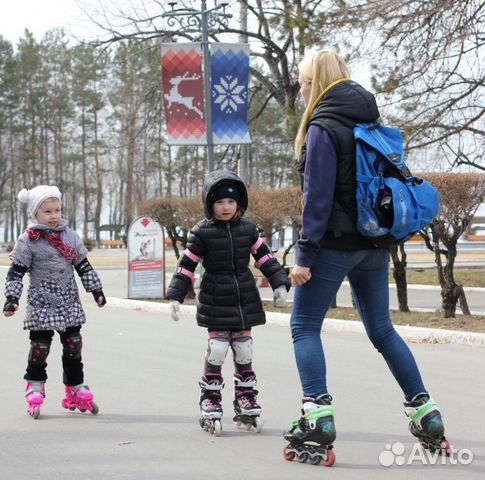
xmin=202 ymin=398 xmax=221 ymax=410
xmin=238 ymin=394 xmax=255 ymax=408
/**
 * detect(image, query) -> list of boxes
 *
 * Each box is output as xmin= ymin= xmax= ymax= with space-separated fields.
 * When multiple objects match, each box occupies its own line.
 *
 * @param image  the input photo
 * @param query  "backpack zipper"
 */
xmin=227 ymin=223 xmax=245 ymax=329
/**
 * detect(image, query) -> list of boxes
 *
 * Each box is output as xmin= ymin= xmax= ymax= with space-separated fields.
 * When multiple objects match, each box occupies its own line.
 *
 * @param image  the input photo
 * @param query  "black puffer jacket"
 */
xmin=167 ymin=170 xmax=290 ymax=330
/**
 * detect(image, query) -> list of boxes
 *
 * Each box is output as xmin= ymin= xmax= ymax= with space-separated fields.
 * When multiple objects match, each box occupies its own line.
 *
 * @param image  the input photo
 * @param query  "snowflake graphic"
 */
xmin=213 ymin=75 xmax=246 ymax=113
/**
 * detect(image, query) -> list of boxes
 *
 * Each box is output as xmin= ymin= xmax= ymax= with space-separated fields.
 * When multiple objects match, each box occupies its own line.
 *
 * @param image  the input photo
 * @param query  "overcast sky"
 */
xmin=0 ymin=0 xmax=373 ymax=89
xmin=0 ymin=0 xmax=107 ymax=44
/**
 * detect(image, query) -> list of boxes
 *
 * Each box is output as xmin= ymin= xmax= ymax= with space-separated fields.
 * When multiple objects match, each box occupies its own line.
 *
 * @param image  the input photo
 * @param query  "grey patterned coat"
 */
xmin=5 ymin=220 xmax=102 ymax=331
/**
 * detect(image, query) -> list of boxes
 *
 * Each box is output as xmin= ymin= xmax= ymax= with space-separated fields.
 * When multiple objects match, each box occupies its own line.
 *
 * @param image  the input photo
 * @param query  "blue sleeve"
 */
xmin=296 ymin=125 xmax=337 ymax=268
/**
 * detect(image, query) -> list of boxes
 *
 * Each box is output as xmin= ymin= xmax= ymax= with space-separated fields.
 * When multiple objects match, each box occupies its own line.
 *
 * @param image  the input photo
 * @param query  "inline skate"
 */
xmin=61 ymin=384 xmax=99 ymax=415
xmin=232 ymin=371 xmax=262 ymax=433
xmin=199 ymin=373 xmax=224 ymax=436
xmin=25 ymin=381 xmax=45 ymax=419
xmin=404 ymin=393 xmax=452 ymax=455
xmin=283 ymin=394 xmax=336 ymax=467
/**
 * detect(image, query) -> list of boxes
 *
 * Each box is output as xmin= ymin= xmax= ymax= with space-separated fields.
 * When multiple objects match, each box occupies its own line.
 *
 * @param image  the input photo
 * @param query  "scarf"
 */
xmin=27 ymin=228 xmax=79 ymax=261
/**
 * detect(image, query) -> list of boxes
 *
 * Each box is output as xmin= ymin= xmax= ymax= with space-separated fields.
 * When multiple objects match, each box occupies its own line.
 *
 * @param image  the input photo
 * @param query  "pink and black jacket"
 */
xmin=166 ymin=170 xmax=290 ymax=331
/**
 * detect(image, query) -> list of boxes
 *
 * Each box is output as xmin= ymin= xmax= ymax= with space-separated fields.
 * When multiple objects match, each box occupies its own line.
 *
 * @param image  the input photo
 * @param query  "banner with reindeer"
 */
xmin=161 ymin=43 xmax=206 ymax=145
xmin=210 ymin=43 xmax=251 ymax=144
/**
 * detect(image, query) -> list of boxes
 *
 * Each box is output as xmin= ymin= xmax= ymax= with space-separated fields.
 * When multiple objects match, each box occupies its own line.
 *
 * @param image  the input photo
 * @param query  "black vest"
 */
xmin=297 ymin=81 xmax=381 ymax=250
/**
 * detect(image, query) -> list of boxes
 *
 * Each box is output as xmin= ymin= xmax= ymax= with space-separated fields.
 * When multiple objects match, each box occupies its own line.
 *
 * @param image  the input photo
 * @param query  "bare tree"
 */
xmin=421 ymin=172 xmax=485 ymax=317
xmin=359 ymin=0 xmax=485 ymax=170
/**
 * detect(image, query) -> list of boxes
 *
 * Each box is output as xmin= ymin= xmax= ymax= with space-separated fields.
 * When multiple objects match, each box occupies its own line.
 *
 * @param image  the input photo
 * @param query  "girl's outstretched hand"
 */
xmin=92 ymin=289 xmax=107 ymax=307
xmin=273 ymin=285 xmax=288 ymax=308
xmin=3 ymin=297 xmax=19 ymax=317
xmin=169 ymin=300 xmax=180 ymax=322
xmin=289 ymin=265 xmax=312 ymax=286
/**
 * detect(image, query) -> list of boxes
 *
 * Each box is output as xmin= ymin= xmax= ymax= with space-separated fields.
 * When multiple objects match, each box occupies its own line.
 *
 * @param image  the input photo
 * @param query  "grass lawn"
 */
xmin=257 ymin=302 xmax=484 ymax=333
xmin=321 ymin=306 xmax=484 ymax=333
xmin=403 ymin=267 xmax=484 ymax=288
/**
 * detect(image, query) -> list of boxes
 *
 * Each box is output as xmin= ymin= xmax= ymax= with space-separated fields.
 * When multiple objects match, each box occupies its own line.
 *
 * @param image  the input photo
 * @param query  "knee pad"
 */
xmin=28 ymin=341 xmax=51 ymax=365
xmin=206 ymin=338 xmax=230 ymax=366
xmin=62 ymin=333 xmax=83 ymax=360
xmin=231 ymin=336 xmax=253 ymax=365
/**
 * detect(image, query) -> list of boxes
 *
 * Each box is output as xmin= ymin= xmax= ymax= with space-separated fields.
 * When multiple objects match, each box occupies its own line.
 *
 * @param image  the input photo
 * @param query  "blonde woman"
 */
xmin=283 ymin=51 xmax=450 ymax=466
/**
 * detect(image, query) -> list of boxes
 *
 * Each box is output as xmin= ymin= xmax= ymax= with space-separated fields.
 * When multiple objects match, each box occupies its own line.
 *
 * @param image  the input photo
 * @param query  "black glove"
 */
xmin=3 ymin=296 xmax=19 ymax=312
xmin=91 ymin=289 xmax=106 ymax=306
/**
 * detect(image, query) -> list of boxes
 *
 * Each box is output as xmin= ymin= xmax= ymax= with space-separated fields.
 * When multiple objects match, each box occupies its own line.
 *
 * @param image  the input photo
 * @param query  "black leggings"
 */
xmin=24 ymin=326 xmax=84 ymax=386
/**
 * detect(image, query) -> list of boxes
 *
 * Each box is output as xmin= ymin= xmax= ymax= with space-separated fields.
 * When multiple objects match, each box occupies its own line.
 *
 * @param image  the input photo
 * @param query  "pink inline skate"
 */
xmin=62 ymin=384 xmax=99 ymax=415
xmin=25 ymin=381 xmax=45 ymax=419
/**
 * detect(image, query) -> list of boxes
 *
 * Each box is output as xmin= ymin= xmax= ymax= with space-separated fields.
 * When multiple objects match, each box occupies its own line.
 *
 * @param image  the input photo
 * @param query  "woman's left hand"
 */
xmin=289 ymin=265 xmax=312 ymax=286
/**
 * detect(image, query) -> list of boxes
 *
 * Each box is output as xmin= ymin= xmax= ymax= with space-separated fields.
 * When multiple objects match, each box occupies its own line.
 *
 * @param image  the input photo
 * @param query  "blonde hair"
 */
xmin=294 ymin=51 xmax=350 ymax=157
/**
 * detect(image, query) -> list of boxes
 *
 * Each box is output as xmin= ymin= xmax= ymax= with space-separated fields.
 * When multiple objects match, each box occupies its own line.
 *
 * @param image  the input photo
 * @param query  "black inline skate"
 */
xmin=198 ymin=373 xmax=224 ymax=436
xmin=232 ymin=371 xmax=262 ymax=433
xmin=283 ymin=394 xmax=336 ymax=467
xmin=404 ymin=393 xmax=452 ymax=455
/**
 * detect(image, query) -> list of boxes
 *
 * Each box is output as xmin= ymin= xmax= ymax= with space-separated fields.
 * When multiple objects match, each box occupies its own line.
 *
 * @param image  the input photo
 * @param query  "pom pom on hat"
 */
xmin=18 ymin=189 xmax=30 ymax=204
xmin=18 ymin=185 xmax=62 ymax=218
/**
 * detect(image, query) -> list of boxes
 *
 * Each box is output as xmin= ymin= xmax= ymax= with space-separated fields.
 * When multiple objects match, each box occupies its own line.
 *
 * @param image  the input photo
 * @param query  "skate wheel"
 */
xmin=235 ymin=420 xmax=242 ymax=427
xmin=213 ymin=420 xmax=222 ymax=437
xmin=307 ymin=448 xmax=321 ymax=465
xmin=245 ymin=422 xmax=252 ymax=431
xmin=322 ymin=449 xmax=336 ymax=467
xmin=90 ymin=403 xmax=99 ymax=415
xmin=283 ymin=445 xmax=296 ymax=462
xmin=297 ymin=452 xmax=309 ymax=463
xmin=308 ymin=456 xmax=321 ymax=466
xmin=32 ymin=407 xmax=40 ymax=420
xmin=254 ymin=416 xmax=262 ymax=433
xmin=80 ymin=408 xmax=86 ymax=413
xmin=69 ymin=407 xmax=76 ymax=411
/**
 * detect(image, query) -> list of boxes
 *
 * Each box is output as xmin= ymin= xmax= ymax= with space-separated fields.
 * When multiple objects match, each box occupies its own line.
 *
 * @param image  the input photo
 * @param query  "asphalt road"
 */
xmin=0 ymin=297 xmax=483 ymax=479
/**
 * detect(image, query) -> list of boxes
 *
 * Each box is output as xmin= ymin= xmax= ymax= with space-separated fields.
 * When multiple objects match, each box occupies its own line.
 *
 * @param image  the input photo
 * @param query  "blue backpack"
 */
xmin=353 ymin=122 xmax=439 ymax=247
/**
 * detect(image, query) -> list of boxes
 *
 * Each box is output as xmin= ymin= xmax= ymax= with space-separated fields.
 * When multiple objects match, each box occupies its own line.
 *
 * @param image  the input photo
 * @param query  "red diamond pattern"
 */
xmin=161 ymin=44 xmax=206 ymax=143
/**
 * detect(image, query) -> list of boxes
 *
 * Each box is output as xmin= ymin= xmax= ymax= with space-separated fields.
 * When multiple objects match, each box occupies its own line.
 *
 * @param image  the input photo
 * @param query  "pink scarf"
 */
xmin=27 ymin=229 xmax=79 ymax=261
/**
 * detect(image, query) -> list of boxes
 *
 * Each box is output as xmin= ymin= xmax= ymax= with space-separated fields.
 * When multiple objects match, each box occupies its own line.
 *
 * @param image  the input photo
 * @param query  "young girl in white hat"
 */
xmin=3 ymin=185 xmax=106 ymax=419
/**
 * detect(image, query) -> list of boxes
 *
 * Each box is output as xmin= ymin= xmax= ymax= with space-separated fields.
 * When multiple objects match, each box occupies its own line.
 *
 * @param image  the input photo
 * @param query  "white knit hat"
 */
xmin=18 ymin=185 xmax=62 ymax=218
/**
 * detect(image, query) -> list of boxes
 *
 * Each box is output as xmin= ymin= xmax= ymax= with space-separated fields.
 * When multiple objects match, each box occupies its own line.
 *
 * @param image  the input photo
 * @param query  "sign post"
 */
xmin=127 ymin=216 xmax=165 ymax=299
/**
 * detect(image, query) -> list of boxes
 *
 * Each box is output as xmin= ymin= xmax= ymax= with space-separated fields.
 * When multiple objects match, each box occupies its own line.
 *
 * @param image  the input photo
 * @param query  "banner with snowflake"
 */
xmin=161 ymin=43 xmax=206 ymax=145
xmin=210 ymin=43 xmax=251 ymax=144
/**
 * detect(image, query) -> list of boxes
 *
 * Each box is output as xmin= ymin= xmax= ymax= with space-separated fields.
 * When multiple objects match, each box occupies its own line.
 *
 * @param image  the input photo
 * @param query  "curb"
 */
xmin=106 ymin=297 xmax=485 ymax=348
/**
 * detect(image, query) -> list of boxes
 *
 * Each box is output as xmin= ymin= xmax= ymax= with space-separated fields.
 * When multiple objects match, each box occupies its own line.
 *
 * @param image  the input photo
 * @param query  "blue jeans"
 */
xmin=290 ymin=248 xmax=426 ymax=401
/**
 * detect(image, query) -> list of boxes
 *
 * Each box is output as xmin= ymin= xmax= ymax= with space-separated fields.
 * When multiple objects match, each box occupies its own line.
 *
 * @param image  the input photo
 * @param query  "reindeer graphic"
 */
xmin=164 ymin=72 xmax=204 ymax=118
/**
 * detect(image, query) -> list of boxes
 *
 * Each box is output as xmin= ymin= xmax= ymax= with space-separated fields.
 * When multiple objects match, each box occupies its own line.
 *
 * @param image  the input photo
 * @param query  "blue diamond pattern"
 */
xmin=211 ymin=46 xmax=251 ymax=144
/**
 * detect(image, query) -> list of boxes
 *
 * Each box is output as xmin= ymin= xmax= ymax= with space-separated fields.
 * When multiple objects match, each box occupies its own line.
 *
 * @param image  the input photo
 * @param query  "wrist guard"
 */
xmin=74 ymin=257 xmax=93 ymax=276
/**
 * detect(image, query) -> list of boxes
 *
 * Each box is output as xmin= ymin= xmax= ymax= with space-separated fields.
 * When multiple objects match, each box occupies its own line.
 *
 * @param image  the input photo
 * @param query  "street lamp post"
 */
xmin=162 ymin=1 xmax=232 ymax=172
